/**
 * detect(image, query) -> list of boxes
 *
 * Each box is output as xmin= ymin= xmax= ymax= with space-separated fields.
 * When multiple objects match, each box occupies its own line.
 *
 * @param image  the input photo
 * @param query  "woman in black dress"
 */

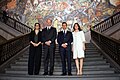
xmin=28 ymin=23 xmax=42 ymax=75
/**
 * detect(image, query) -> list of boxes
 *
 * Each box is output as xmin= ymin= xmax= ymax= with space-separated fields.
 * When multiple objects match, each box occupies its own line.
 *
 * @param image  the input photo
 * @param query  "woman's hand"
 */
xmin=30 ymin=41 xmax=36 ymax=46
xmin=35 ymin=42 xmax=41 ymax=47
xmin=83 ymin=45 xmax=85 ymax=50
xmin=30 ymin=41 xmax=41 ymax=47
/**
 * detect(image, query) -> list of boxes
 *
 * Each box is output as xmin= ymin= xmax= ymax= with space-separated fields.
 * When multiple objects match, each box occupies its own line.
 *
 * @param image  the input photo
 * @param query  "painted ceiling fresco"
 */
xmin=3 ymin=0 xmax=120 ymax=31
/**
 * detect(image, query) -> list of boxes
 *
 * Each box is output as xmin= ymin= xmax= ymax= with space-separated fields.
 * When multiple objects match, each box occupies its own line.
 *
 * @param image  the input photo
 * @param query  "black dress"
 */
xmin=28 ymin=30 xmax=42 ymax=75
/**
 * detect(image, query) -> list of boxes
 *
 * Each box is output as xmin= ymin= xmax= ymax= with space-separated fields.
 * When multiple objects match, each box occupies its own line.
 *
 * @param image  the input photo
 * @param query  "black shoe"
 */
xmin=28 ymin=73 xmax=33 ymax=75
xmin=28 ymin=72 xmax=33 ymax=75
xmin=43 ymin=72 xmax=48 ymax=75
xmin=68 ymin=73 xmax=72 ymax=76
xmin=61 ymin=73 xmax=67 ymax=76
xmin=49 ymin=72 xmax=53 ymax=76
xmin=34 ymin=73 xmax=39 ymax=75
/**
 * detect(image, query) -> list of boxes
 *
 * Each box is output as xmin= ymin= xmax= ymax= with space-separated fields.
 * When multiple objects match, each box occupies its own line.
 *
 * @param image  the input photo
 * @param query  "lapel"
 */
xmin=64 ymin=31 xmax=68 ymax=36
xmin=61 ymin=31 xmax=68 ymax=37
xmin=45 ymin=27 xmax=48 ymax=31
xmin=62 ymin=31 xmax=64 ymax=36
xmin=66 ymin=31 xmax=68 ymax=36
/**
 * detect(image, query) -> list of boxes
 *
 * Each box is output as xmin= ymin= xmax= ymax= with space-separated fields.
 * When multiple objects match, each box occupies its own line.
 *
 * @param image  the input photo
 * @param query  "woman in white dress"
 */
xmin=72 ymin=23 xmax=86 ymax=75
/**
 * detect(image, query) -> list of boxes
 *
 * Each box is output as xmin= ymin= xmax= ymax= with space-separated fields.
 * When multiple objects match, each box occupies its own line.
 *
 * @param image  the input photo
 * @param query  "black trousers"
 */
xmin=28 ymin=45 xmax=42 ymax=75
xmin=43 ymin=45 xmax=55 ymax=73
xmin=59 ymin=46 xmax=72 ymax=74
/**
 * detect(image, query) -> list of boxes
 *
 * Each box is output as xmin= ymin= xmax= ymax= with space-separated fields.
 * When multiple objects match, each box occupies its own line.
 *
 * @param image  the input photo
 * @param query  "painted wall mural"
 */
xmin=3 ymin=0 xmax=120 ymax=31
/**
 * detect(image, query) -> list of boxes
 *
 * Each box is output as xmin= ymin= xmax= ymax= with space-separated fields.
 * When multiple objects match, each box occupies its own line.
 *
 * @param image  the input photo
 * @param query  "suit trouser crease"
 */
xmin=60 ymin=47 xmax=71 ymax=73
xmin=44 ymin=46 xmax=55 ymax=73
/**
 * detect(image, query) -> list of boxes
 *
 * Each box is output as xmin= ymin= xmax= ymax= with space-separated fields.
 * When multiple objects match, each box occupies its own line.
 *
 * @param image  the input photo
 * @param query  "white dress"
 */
xmin=72 ymin=31 xmax=85 ymax=59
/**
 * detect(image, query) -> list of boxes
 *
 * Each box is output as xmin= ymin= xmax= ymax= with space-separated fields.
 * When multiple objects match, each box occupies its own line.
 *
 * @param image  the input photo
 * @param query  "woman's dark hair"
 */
xmin=62 ymin=22 xmax=67 ymax=26
xmin=34 ymin=23 xmax=41 ymax=29
xmin=73 ymin=23 xmax=82 ymax=31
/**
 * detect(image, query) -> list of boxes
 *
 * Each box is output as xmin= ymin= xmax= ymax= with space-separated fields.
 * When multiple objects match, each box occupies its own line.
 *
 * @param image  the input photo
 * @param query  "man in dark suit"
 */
xmin=42 ymin=19 xmax=57 ymax=75
xmin=57 ymin=22 xmax=73 ymax=75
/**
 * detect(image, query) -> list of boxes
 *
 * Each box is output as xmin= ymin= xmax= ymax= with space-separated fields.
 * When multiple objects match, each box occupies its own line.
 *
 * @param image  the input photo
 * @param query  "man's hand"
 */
xmin=45 ymin=41 xmax=51 ymax=46
xmin=72 ymin=47 xmax=74 ymax=52
xmin=62 ymin=43 xmax=67 ymax=48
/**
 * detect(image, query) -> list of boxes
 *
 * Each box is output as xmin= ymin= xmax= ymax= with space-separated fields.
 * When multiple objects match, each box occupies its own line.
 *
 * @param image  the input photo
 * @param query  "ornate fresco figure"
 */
xmin=3 ymin=0 xmax=120 ymax=31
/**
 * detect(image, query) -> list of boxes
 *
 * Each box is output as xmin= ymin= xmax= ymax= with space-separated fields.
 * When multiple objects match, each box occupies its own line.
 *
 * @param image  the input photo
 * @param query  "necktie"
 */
xmin=47 ymin=27 xmax=50 ymax=33
xmin=63 ymin=30 xmax=65 ymax=37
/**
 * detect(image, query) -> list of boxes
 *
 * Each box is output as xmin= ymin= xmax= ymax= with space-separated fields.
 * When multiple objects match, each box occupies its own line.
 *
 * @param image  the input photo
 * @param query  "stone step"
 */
xmin=23 ymin=54 xmax=100 ymax=58
xmin=41 ymin=44 xmax=95 ymax=47
xmin=15 ymin=61 xmax=109 ymax=66
xmin=10 ymin=64 xmax=110 ymax=70
xmin=10 ymin=64 xmax=110 ymax=69
xmin=23 ymin=54 xmax=102 ymax=59
xmin=42 ymin=49 xmax=98 ymax=53
xmin=41 ymin=49 xmax=98 ymax=51
xmin=5 ymin=70 xmax=114 ymax=75
xmin=19 ymin=57 xmax=104 ymax=62
xmin=7 ymin=67 xmax=115 ymax=72
xmin=17 ymin=58 xmax=105 ymax=63
xmin=0 ymin=73 xmax=119 ymax=80
xmin=22 ymin=54 xmax=101 ymax=59
xmin=35 ymin=47 xmax=97 ymax=50
xmin=15 ymin=60 xmax=107 ymax=66
xmin=25 ymin=52 xmax=100 ymax=56
xmin=0 ymin=77 xmax=119 ymax=80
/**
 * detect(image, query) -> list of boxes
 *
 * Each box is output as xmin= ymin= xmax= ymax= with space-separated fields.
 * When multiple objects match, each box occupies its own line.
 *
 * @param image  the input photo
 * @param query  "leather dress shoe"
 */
xmin=43 ymin=72 xmax=48 ymax=75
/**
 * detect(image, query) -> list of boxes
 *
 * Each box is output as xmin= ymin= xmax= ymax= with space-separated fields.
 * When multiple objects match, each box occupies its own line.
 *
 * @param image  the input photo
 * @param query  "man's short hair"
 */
xmin=62 ymin=22 xmax=67 ymax=26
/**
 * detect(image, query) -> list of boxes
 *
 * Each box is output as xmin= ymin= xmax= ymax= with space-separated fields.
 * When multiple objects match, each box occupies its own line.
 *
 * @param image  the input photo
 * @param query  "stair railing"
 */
xmin=91 ymin=30 xmax=120 ymax=66
xmin=0 ymin=10 xmax=32 ymax=65
xmin=93 ymin=11 xmax=120 ymax=32
xmin=91 ymin=11 xmax=120 ymax=72
xmin=0 ymin=10 xmax=32 ymax=34
xmin=0 ymin=33 xmax=30 ymax=65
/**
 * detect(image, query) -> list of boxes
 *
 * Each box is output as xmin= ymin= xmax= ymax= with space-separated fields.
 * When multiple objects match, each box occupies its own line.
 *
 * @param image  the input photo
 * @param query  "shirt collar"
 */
xmin=62 ymin=29 xmax=68 ymax=33
xmin=47 ymin=26 xmax=51 ymax=29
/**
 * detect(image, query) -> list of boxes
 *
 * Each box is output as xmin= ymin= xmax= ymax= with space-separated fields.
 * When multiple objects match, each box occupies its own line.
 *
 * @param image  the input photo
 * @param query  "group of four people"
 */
xmin=28 ymin=19 xmax=86 ymax=76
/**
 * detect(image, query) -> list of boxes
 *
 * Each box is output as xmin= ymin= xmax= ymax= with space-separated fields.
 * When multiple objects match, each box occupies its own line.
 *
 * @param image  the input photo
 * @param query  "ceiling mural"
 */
xmin=2 ymin=0 xmax=120 ymax=31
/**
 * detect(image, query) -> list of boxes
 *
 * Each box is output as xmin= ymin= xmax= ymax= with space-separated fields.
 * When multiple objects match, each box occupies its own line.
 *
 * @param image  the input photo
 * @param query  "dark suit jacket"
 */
xmin=57 ymin=31 xmax=73 ymax=47
xmin=42 ymin=27 xmax=57 ymax=46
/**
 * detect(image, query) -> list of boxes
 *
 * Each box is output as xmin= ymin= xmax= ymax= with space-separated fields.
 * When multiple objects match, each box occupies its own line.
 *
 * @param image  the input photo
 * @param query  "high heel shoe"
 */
xmin=77 ymin=71 xmax=80 ymax=75
xmin=79 ymin=71 xmax=82 ymax=75
xmin=77 ymin=72 xmax=80 ymax=75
